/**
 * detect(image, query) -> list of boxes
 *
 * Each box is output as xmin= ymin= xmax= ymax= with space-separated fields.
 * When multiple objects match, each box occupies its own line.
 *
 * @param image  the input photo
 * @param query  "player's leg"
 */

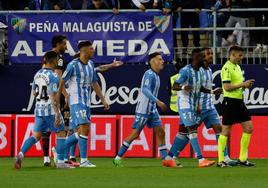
xmin=41 ymin=131 xmax=51 ymax=166
xmin=169 ymin=125 xmax=189 ymax=158
xmin=217 ymin=125 xmax=231 ymax=167
xmin=113 ymin=114 xmax=144 ymax=167
xmin=187 ymin=125 xmax=214 ymax=167
xmin=148 ymin=112 xmax=176 ymax=167
xmin=205 ymin=109 xmax=236 ymax=166
xmin=15 ymin=116 xmax=43 ymax=169
xmin=68 ymin=119 xmax=78 ymax=163
xmin=238 ymin=120 xmax=255 ymax=166
xmin=236 ymin=101 xmax=255 ymax=166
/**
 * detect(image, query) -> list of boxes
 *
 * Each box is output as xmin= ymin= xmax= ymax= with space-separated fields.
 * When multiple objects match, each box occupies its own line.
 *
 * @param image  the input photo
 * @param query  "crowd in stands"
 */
xmin=0 ymin=0 xmax=267 ymax=51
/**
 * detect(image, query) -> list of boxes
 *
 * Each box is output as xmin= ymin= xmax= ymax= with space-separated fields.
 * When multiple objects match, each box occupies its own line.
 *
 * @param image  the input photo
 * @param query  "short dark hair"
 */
xmin=229 ymin=45 xmax=244 ymax=54
xmin=51 ymin=35 xmax=67 ymax=48
xmin=191 ymin=48 xmax=202 ymax=57
xmin=201 ymin=47 xmax=211 ymax=52
xmin=43 ymin=51 xmax=58 ymax=64
xmin=78 ymin=40 xmax=92 ymax=50
xmin=148 ymin=52 xmax=161 ymax=63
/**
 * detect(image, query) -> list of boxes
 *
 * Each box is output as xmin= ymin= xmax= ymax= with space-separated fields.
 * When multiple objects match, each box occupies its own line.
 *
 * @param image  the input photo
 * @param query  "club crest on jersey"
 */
xmin=154 ymin=15 xmax=170 ymax=33
xmin=11 ymin=17 xmax=27 ymax=34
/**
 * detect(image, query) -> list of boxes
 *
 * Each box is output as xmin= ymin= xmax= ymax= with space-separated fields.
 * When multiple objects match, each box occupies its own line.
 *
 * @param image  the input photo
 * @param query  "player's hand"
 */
xmin=163 ymin=8 xmax=171 ymax=14
xmin=196 ymin=105 xmax=201 ymax=114
xmin=182 ymin=85 xmax=193 ymax=92
xmin=156 ymin=100 xmax=168 ymax=112
xmin=64 ymin=94 xmax=69 ymax=109
xmin=102 ymin=100 xmax=110 ymax=110
xmin=55 ymin=113 xmax=60 ymax=128
xmin=243 ymin=79 xmax=255 ymax=88
xmin=112 ymin=58 xmax=123 ymax=67
xmin=139 ymin=4 xmax=146 ymax=12
xmin=212 ymin=87 xmax=223 ymax=95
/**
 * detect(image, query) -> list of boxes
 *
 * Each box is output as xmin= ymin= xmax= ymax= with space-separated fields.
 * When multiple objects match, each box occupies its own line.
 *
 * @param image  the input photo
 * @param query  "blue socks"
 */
xmin=56 ymin=137 xmax=65 ymax=161
xmin=117 ymin=141 xmax=131 ymax=158
xmin=21 ymin=136 xmax=38 ymax=154
xmin=70 ymin=143 xmax=77 ymax=158
xmin=169 ymin=133 xmax=189 ymax=157
xmin=216 ymin=134 xmax=229 ymax=157
xmin=159 ymin=144 xmax=168 ymax=160
xmin=65 ymin=132 xmax=79 ymax=160
xmin=78 ymin=135 xmax=88 ymax=159
xmin=189 ymin=132 xmax=203 ymax=159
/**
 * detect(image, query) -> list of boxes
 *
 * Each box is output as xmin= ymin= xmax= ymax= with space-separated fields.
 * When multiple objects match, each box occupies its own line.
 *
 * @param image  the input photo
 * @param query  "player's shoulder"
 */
xmin=144 ymin=69 xmax=156 ymax=78
xmin=87 ymin=60 xmax=95 ymax=68
xmin=180 ymin=65 xmax=190 ymax=74
xmin=68 ymin=58 xmax=79 ymax=67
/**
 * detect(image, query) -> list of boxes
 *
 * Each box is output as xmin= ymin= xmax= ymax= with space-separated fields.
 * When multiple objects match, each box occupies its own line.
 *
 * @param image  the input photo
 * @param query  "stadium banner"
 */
xmin=87 ymin=115 xmax=117 ymax=157
xmin=230 ymin=116 xmax=268 ymax=159
xmin=4 ymin=114 xmax=268 ymax=158
xmin=8 ymin=12 xmax=173 ymax=64
xmin=197 ymin=124 xmax=218 ymax=158
xmin=1 ymin=64 xmax=267 ymax=115
xmin=14 ymin=115 xmax=117 ymax=157
xmin=0 ymin=115 xmax=13 ymax=157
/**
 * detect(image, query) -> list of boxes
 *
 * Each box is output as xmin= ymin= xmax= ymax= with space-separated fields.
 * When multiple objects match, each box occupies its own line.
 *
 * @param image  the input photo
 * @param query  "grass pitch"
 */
xmin=1 ymin=158 xmax=267 ymax=188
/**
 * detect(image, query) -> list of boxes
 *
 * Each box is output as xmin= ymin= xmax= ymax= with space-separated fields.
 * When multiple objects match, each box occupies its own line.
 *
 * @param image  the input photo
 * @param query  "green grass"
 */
xmin=1 ymin=158 xmax=268 ymax=188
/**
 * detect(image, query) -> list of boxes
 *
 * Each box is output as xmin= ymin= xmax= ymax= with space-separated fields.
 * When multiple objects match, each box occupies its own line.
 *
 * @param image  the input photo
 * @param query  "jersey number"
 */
xmin=36 ymin=85 xmax=49 ymax=101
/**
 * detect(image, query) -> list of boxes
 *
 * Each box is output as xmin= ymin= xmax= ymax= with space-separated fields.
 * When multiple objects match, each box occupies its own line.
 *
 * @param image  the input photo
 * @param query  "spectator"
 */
xmin=0 ymin=0 xmax=29 ymax=10
xmin=222 ymin=0 xmax=253 ymax=47
xmin=203 ymin=0 xmax=226 ymax=47
xmin=254 ymin=0 xmax=268 ymax=53
xmin=131 ymin=0 xmax=159 ymax=12
xmin=178 ymin=0 xmax=201 ymax=52
xmin=88 ymin=0 xmax=119 ymax=13
xmin=68 ymin=0 xmax=88 ymax=9
xmin=88 ymin=0 xmax=109 ymax=9
xmin=162 ymin=0 xmax=182 ymax=56
xmin=25 ymin=0 xmax=53 ymax=10
xmin=52 ymin=0 xmax=72 ymax=10
xmin=118 ymin=0 xmax=132 ymax=9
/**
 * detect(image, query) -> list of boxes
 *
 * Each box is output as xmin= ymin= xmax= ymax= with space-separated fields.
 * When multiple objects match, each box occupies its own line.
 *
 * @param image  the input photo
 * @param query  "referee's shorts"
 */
xmin=222 ymin=97 xmax=251 ymax=125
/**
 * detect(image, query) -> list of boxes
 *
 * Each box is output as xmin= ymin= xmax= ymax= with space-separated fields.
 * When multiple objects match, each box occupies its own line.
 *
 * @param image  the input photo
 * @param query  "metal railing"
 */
xmin=172 ymin=8 xmax=268 ymax=64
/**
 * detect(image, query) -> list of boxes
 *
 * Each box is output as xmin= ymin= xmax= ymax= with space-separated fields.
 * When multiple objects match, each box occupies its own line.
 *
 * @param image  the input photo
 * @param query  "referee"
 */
xmin=217 ymin=45 xmax=255 ymax=167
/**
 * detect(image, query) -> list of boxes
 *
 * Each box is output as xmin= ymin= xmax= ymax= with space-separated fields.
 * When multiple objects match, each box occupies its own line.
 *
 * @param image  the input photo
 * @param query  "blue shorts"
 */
xmin=132 ymin=111 xmax=162 ymax=131
xmin=33 ymin=114 xmax=65 ymax=133
xmin=70 ymin=104 xmax=90 ymax=128
xmin=198 ymin=108 xmax=221 ymax=129
xmin=179 ymin=109 xmax=201 ymax=127
xmin=68 ymin=115 xmax=76 ymax=131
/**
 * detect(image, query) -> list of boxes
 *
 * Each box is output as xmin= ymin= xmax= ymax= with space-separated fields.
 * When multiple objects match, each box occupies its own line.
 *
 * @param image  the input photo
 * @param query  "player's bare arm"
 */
xmin=91 ymin=82 xmax=110 ymax=110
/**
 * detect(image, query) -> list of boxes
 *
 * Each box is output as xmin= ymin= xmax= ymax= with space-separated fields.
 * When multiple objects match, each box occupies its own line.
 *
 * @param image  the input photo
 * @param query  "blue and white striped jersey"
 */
xmin=32 ymin=68 xmax=59 ymax=116
xmin=135 ymin=69 xmax=160 ymax=115
xmin=199 ymin=67 xmax=215 ymax=111
xmin=175 ymin=64 xmax=202 ymax=111
xmin=62 ymin=58 xmax=98 ymax=107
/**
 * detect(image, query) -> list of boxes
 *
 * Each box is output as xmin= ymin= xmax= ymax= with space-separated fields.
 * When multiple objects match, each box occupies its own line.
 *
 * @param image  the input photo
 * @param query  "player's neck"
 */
xmin=151 ymin=67 xmax=160 ymax=74
xmin=203 ymin=62 xmax=209 ymax=69
xmin=43 ymin=65 xmax=53 ymax=69
xmin=52 ymin=48 xmax=61 ymax=55
xmin=191 ymin=62 xmax=200 ymax=70
xmin=79 ymin=57 xmax=89 ymax=65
